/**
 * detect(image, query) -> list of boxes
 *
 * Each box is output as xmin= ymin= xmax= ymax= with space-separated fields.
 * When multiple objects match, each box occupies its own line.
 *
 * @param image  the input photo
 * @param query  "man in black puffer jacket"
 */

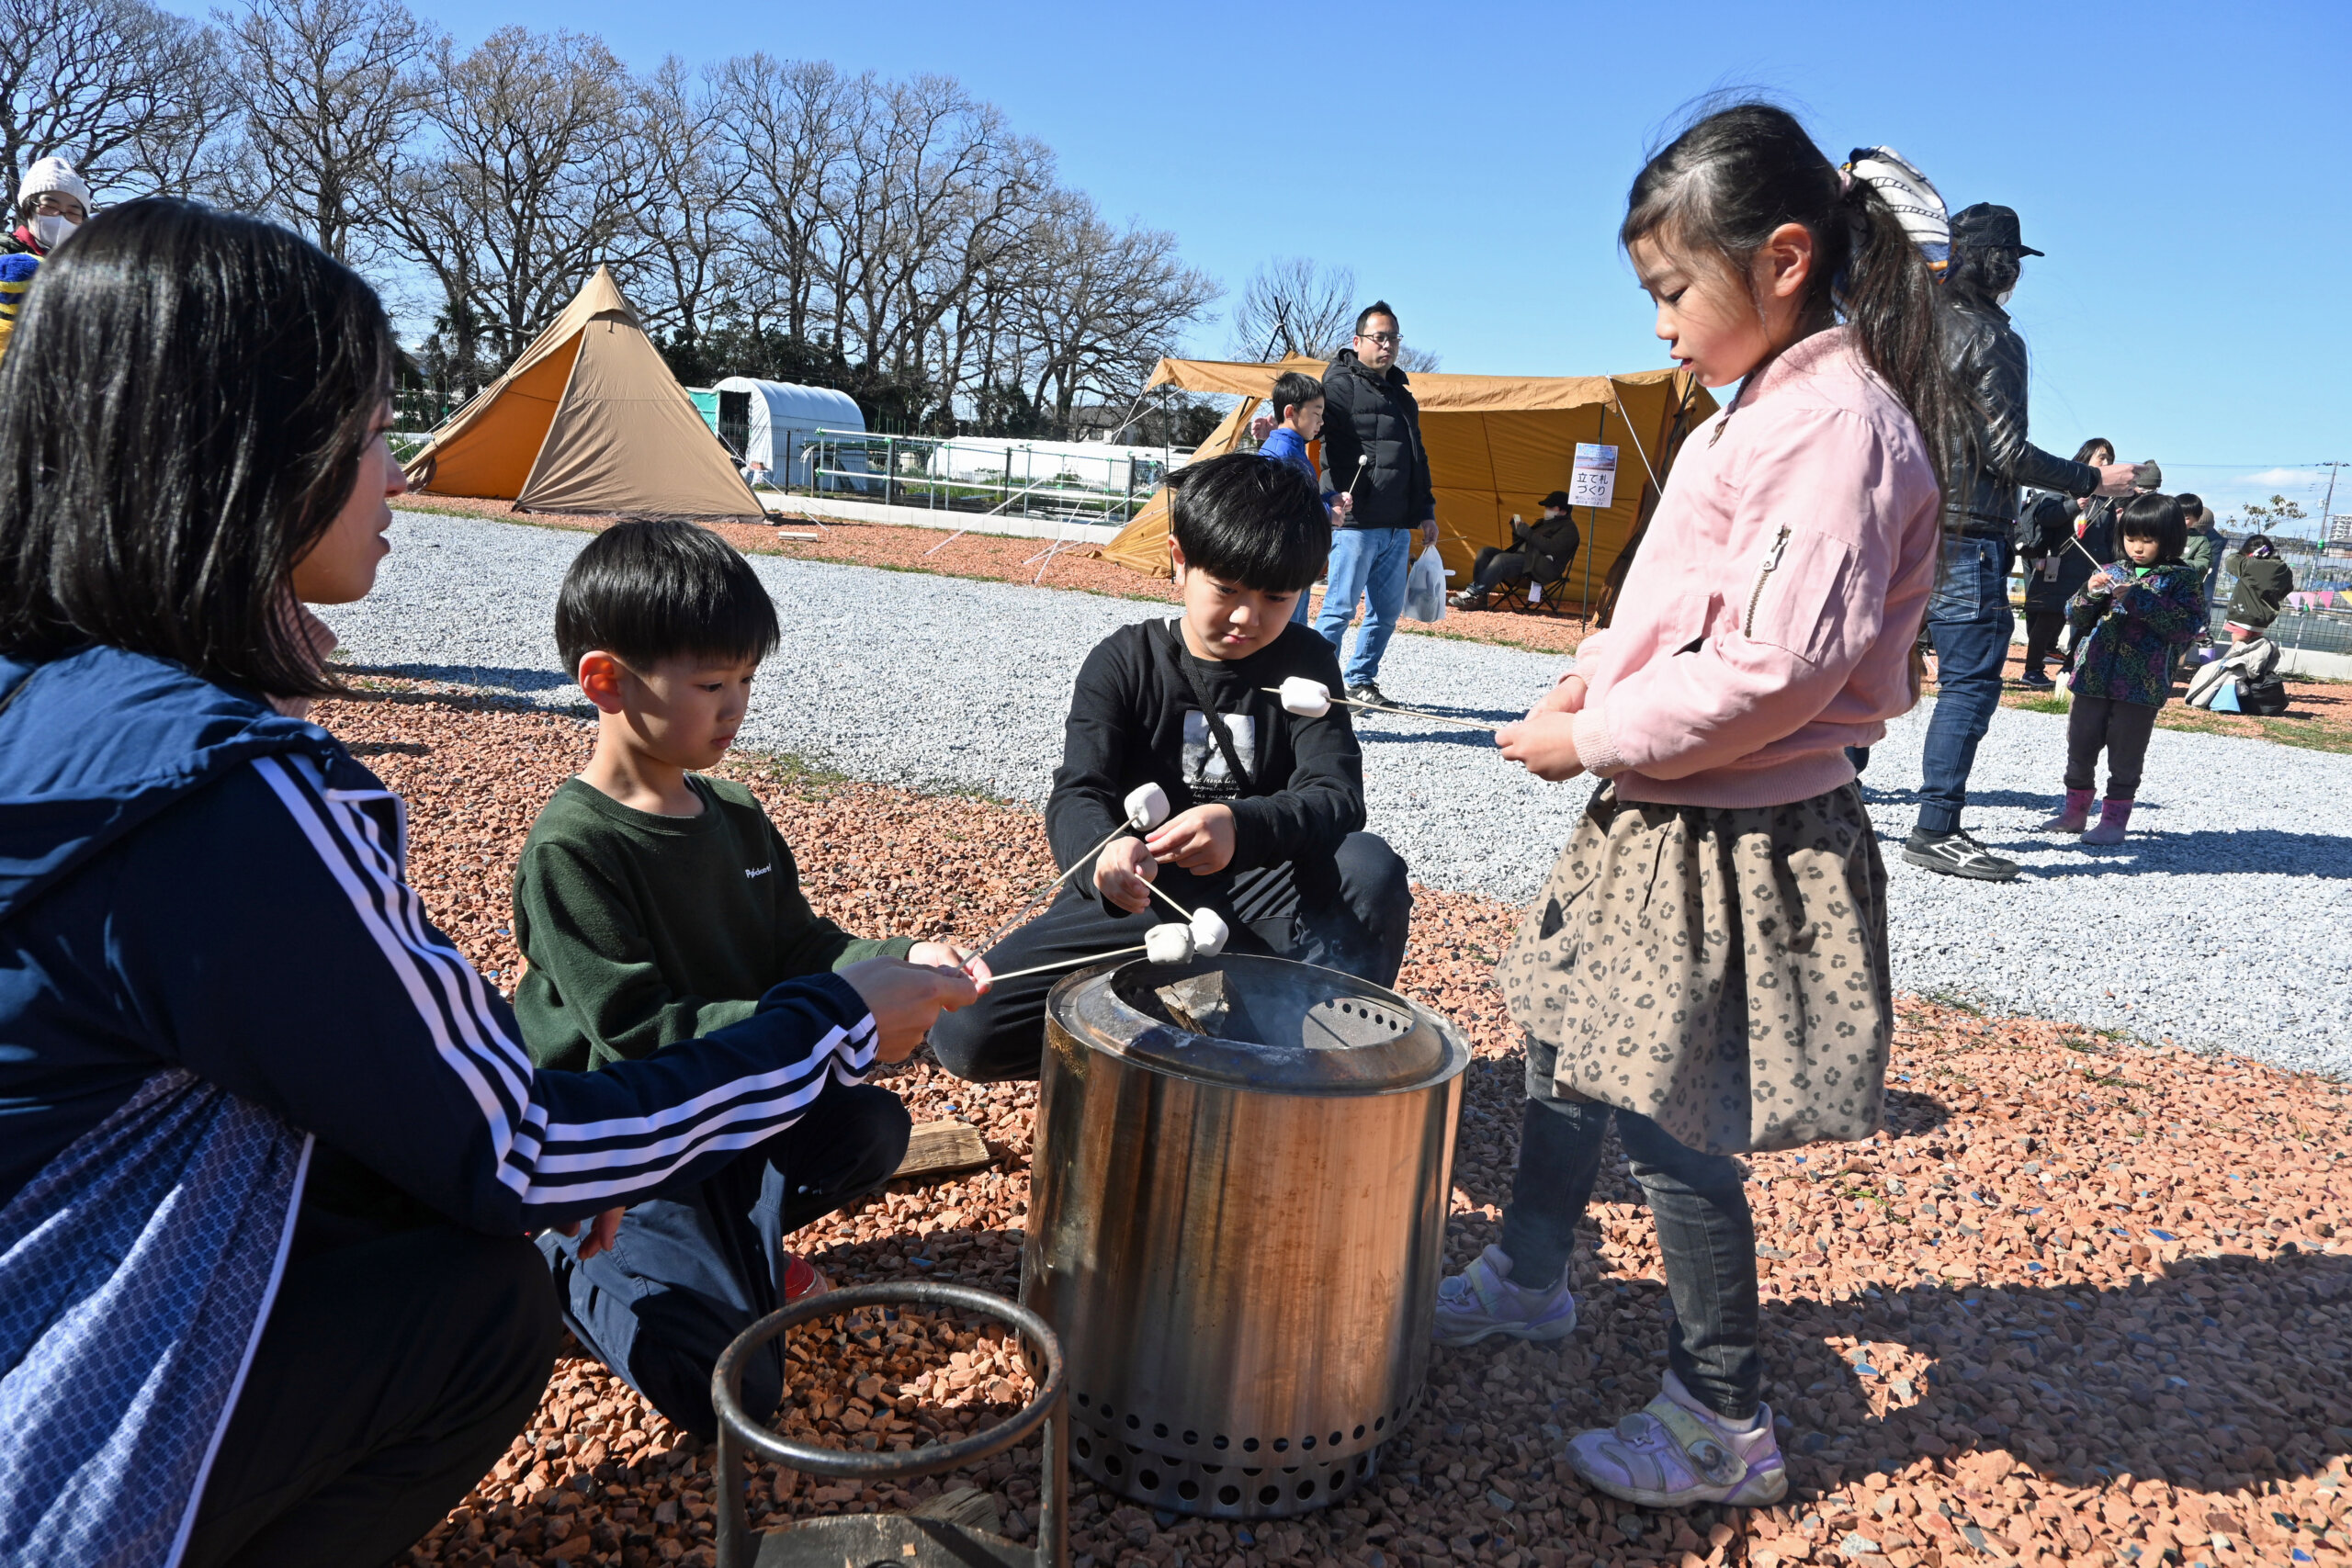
xmin=1317 ymin=300 xmax=1438 ymax=706
xmin=1904 ymin=204 xmax=2138 ymax=884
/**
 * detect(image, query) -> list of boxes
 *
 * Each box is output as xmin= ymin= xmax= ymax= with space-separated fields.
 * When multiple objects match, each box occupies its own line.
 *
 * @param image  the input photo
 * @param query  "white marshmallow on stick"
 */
xmin=1125 ymin=782 xmax=1170 ymax=830
xmin=1261 ymin=680 xmax=1501 ymax=733
xmin=1275 ymin=676 xmax=1332 ymax=717
xmin=1144 ymin=922 xmax=1197 ymax=964
xmin=1188 ymin=908 xmax=1229 ymax=957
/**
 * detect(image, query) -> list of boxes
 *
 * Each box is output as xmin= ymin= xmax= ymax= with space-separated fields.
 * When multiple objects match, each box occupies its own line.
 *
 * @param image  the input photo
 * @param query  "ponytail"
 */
xmin=1622 ymin=102 xmax=1963 ymax=500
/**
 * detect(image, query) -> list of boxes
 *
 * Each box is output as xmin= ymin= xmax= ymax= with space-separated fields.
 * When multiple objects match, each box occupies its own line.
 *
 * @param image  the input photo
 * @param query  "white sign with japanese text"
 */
xmin=1569 ymin=443 xmax=1618 ymax=510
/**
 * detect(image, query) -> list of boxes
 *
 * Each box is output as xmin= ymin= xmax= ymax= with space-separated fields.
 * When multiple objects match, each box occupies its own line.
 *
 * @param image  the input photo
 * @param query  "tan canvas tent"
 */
xmin=403 ymin=266 xmax=764 ymax=518
xmin=1102 ymin=357 xmax=1715 ymax=615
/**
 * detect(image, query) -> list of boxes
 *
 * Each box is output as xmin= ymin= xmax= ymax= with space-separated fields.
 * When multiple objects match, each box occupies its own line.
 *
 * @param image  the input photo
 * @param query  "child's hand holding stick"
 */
xmin=1093 ymin=837 xmax=1159 ymax=914
xmin=839 ymin=956 xmax=982 ymax=1062
xmin=1496 ymin=711 xmax=1587 ymax=782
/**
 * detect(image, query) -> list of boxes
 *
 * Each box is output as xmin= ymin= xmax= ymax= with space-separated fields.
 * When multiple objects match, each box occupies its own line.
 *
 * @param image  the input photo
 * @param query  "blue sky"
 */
xmin=172 ymin=0 xmax=2351 ymax=531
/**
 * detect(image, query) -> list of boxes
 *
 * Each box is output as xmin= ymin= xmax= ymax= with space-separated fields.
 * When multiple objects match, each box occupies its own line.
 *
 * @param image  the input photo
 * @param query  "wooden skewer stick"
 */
xmin=985 ymin=943 xmax=1149 ymax=986
xmin=1144 ymin=879 xmax=1197 ymax=922
xmin=1259 ymin=687 xmax=1503 ymax=734
xmin=964 ymin=838 xmax=1113 ymax=968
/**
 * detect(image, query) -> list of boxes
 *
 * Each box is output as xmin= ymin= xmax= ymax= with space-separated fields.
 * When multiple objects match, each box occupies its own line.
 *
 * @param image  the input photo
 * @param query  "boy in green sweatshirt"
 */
xmin=514 ymin=521 xmax=979 ymax=1438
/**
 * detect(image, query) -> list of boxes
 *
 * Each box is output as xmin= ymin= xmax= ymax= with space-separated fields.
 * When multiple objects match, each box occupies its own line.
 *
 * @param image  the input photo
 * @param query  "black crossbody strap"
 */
xmin=1167 ymin=622 xmax=1255 ymax=793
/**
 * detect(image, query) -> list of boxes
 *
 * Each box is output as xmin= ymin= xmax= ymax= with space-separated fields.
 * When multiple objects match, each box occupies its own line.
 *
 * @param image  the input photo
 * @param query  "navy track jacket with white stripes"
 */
xmin=0 ymin=646 xmax=882 ymax=1227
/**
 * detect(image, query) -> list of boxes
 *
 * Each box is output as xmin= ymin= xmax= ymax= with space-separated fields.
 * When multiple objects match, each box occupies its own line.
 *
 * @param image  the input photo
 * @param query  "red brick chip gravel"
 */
xmin=320 ymin=683 xmax=2352 ymax=1568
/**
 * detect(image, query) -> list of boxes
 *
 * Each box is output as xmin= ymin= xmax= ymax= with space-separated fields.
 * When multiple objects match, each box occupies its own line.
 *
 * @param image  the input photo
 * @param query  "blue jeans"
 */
xmin=538 ymin=1077 xmax=911 ymax=1438
xmin=1316 ymin=526 xmax=1412 ymax=687
xmin=1498 ymin=1033 xmax=1761 ymax=1421
xmin=1917 ymin=535 xmax=2014 ymax=836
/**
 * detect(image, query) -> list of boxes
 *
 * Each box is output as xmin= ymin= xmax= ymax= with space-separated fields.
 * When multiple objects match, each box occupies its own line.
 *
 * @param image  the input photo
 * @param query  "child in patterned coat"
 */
xmin=2041 ymin=491 xmax=2206 ymax=844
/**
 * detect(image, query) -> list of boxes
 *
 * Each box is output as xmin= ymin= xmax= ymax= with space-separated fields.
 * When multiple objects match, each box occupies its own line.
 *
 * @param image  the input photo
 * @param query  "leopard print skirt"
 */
xmin=1498 ymin=781 xmax=1892 ymax=1156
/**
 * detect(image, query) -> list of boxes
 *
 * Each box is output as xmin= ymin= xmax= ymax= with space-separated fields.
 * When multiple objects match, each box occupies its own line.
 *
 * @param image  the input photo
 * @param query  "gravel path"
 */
xmin=332 ymin=511 xmax=2352 ymax=1071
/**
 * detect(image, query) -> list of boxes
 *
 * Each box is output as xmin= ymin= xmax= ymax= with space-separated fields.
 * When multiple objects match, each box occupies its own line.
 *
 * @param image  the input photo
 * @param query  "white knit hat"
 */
xmin=17 ymin=156 xmax=91 ymax=216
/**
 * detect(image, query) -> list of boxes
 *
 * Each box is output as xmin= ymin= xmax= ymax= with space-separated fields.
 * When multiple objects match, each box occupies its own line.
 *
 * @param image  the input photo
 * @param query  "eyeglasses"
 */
xmin=1357 ymin=332 xmax=1401 ymax=346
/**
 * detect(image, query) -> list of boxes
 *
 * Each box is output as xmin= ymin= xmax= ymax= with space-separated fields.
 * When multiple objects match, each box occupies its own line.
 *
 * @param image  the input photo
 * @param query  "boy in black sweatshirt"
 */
xmin=930 ymin=452 xmax=1412 ymax=1081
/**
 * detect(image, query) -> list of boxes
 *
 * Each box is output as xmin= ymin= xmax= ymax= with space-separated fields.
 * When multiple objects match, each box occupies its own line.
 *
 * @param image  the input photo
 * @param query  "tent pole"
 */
xmin=1582 ymin=405 xmax=1599 ymax=624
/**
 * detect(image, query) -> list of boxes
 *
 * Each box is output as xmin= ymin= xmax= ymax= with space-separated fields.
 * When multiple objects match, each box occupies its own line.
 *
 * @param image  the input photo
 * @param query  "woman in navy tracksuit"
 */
xmin=0 ymin=200 xmax=974 ymax=1568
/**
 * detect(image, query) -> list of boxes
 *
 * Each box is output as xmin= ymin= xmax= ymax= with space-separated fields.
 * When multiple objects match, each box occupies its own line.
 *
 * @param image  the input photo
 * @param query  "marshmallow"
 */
xmin=1277 ymin=676 xmax=1332 ymax=718
xmin=1188 ymin=908 xmax=1229 ymax=957
xmin=1125 ymin=782 xmax=1171 ymax=830
xmin=1143 ymin=922 xmax=1196 ymax=964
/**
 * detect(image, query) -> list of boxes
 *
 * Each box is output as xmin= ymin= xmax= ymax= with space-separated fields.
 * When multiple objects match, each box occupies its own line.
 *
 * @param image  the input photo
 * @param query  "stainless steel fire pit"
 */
xmin=1021 ymin=953 xmax=1469 ymax=1520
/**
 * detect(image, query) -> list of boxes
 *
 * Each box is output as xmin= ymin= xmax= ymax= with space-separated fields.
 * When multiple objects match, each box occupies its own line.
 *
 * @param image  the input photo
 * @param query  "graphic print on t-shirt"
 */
xmin=1182 ymin=710 xmax=1257 ymax=801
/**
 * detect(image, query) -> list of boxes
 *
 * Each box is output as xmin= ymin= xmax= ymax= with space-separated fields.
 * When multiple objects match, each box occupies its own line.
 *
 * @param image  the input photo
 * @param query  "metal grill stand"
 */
xmin=711 ymin=1282 xmax=1069 ymax=1568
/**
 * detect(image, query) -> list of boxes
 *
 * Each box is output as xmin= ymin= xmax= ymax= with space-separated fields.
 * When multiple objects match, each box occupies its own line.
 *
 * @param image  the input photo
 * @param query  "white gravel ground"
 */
xmin=331 ymin=512 xmax=2352 ymax=1073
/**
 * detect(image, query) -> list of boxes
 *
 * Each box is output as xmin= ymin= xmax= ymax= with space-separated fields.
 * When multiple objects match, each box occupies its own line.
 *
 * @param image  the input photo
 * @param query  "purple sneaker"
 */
xmin=1431 ymin=1245 xmax=1577 ymax=1348
xmin=1565 ymin=1371 xmax=1788 ymax=1507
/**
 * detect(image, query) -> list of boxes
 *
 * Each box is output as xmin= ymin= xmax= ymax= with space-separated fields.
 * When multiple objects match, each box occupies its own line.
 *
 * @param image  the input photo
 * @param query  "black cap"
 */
xmin=1540 ymin=490 xmax=1571 ymax=510
xmin=1951 ymin=202 xmax=2044 ymax=256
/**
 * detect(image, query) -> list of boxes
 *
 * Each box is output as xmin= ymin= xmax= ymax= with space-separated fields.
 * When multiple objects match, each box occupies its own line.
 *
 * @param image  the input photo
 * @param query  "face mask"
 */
xmin=1993 ymin=286 xmax=2015 ymax=306
xmin=29 ymin=214 xmax=75 ymax=250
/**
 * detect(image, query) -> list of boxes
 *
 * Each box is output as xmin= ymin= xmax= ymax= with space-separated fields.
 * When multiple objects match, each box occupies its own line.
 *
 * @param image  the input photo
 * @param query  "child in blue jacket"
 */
xmin=1258 ymin=369 xmax=1341 ymax=623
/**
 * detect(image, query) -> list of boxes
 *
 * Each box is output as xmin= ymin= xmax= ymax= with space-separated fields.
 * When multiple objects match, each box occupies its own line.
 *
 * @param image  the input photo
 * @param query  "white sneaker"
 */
xmin=1564 ymin=1371 xmax=1787 ymax=1508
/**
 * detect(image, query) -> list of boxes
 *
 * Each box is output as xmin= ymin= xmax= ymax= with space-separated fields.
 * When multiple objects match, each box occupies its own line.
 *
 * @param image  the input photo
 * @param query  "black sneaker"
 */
xmin=1347 ymin=681 xmax=1395 ymax=710
xmin=1902 ymin=828 xmax=2019 ymax=882
xmin=2016 ymin=671 xmax=2055 ymax=690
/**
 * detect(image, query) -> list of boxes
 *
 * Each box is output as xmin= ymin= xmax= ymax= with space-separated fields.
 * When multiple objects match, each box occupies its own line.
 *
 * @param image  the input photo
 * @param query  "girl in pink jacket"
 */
xmin=1430 ymin=106 xmax=1955 ymax=1510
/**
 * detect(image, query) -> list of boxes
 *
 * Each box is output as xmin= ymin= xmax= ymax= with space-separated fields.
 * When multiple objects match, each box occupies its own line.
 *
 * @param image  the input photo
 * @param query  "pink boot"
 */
xmin=2041 ymin=788 xmax=2093 ymax=833
xmin=2082 ymin=797 xmax=2135 ymax=845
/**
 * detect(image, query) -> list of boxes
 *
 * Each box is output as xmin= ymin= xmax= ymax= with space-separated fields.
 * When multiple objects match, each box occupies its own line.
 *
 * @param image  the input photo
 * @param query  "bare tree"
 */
xmin=1016 ymin=190 xmax=1218 ymax=434
xmin=617 ymin=55 xmax=744 ymax=374
xmin=216 ymin=0 xmax=435 ymax=264
xmin=0 ymin=0 xmax=230 ymax=198
xmin=386 ymin=26 xmax=644 ymax=374
xmin=1228 ymin=255 xmax=1356 ymax=361
xmin=716 ymin=53 xmax=856 ymax=347
xmin=813 ymin=73 xmax=1048 ymax=413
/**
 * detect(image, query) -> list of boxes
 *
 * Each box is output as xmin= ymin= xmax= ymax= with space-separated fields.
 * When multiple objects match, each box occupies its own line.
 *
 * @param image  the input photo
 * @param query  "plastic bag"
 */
xmin=1403 ymin=544 xmax=1447 ymax=623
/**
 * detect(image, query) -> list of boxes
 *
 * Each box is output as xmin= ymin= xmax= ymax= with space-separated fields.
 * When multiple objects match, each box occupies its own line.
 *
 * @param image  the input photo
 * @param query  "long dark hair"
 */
xmin=0 ymin=198 xmax=397 ymax=697
xmin=2073 ymin=437 xmax=2114 ymax=466
xmin=1620 ymin=102 xmax=1960 ymax=493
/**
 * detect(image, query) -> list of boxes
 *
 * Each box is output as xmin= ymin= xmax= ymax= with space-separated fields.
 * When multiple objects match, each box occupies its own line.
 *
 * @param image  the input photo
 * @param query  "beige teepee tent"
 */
xmin=403 ymin=267 xmax=763 ymax=518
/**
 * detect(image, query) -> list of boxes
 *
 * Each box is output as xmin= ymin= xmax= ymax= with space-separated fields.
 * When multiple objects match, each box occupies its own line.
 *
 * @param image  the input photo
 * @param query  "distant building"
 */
xmin=1068 ymin=403 xmax=1132 ymax=442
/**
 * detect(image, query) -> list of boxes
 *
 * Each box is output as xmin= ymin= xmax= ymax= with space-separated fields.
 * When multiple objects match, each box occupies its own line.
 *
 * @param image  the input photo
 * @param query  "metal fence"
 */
xmin=795 ymin=429 xmax=1181 ymax=525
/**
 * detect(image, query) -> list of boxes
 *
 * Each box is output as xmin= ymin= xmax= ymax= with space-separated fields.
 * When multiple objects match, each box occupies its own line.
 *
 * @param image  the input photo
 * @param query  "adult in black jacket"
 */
xmin=1903 ymin=204 xmax=2138 ymax=883
xmin=2016 ymin=492 xmax=2078 ymax=686
xmin=1452 ymin=491 xmax=1581 ymax=609
xmin=1315 ymin=300 xmax=1437 ymax=706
